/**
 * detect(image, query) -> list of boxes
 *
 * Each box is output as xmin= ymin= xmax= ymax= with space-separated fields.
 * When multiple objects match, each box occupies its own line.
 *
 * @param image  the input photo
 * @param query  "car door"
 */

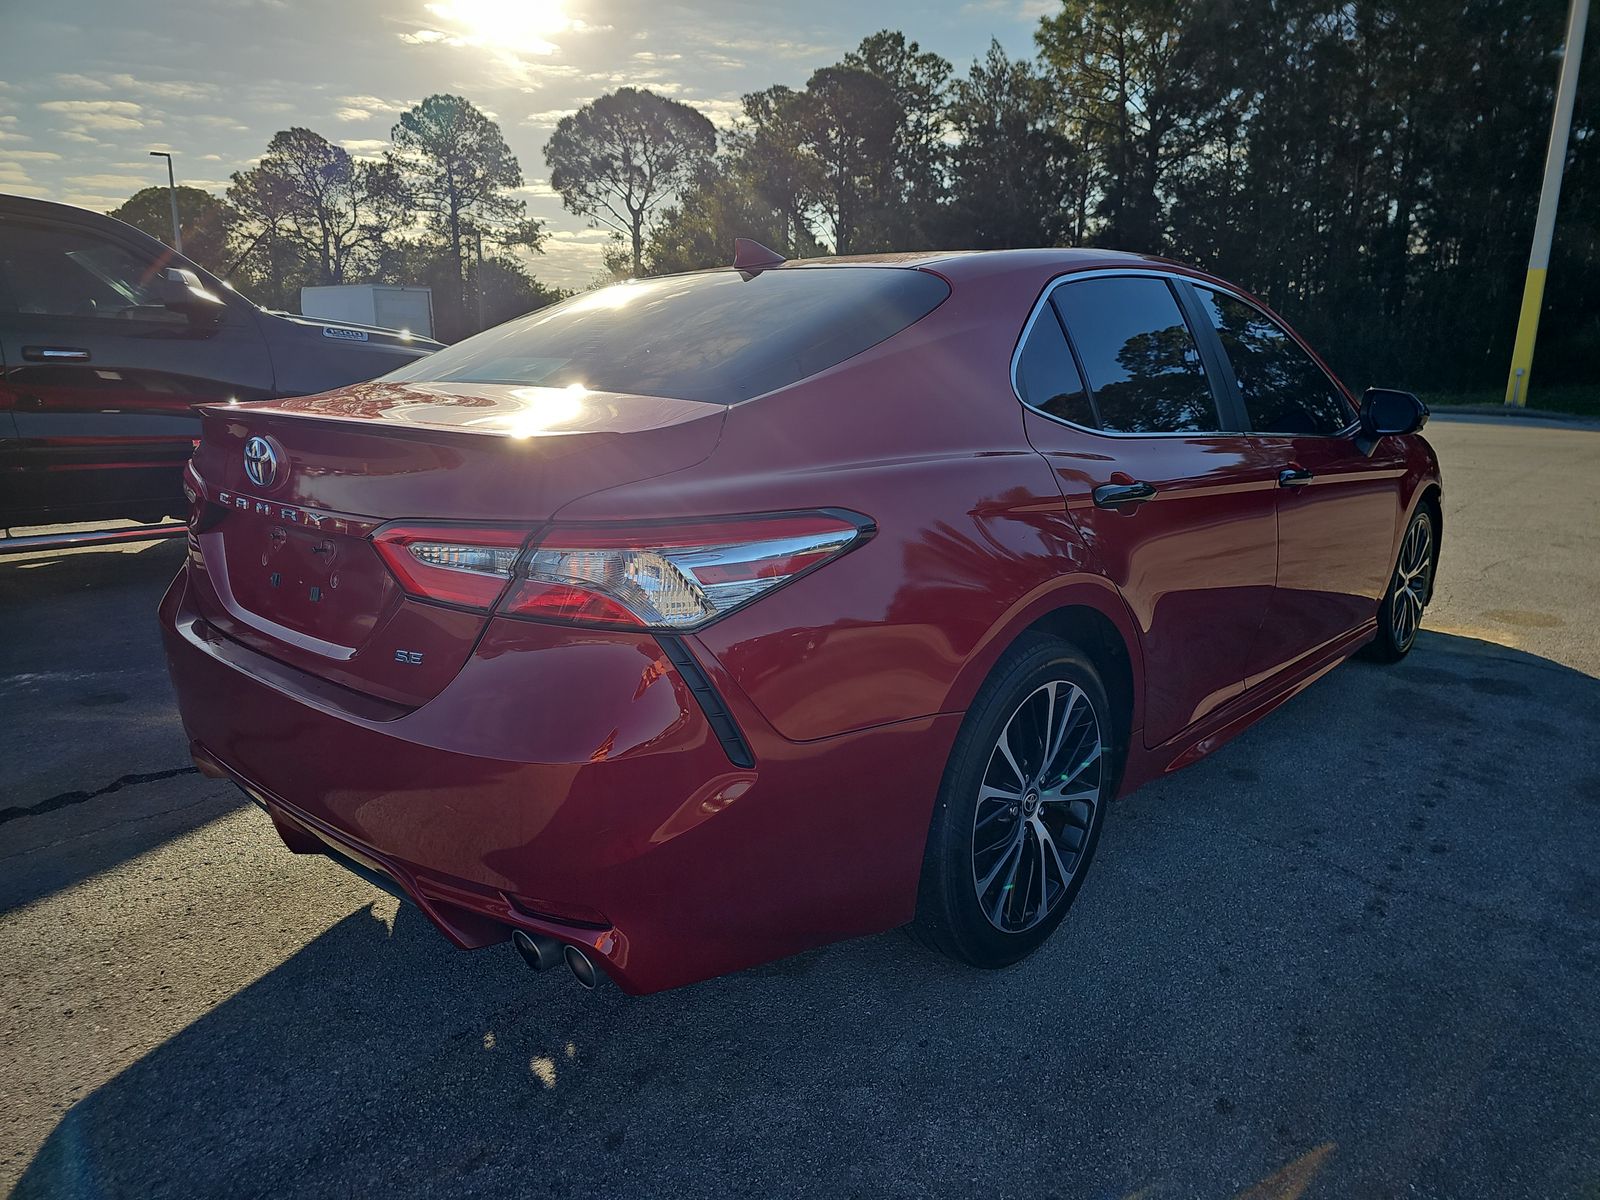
xmin=1187 ymin=284 xmax=1406 ymax=687
xmin=1018 ymin=271 xmax=1281 ymax=750
xmin=0 ymin=213 xmax=275 ymax=526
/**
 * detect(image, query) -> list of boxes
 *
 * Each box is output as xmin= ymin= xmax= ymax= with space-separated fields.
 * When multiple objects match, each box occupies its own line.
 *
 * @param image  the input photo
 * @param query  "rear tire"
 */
xmin=911 ymin=634 xmax=1113 ymax=968
xmin=1364 ymin=506 xmax=1435 ymax=663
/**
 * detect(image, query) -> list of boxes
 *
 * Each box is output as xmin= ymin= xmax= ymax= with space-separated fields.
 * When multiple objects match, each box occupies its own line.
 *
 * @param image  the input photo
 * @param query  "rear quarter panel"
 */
xmin=551 ymin=268 xmax=1134 ymax=743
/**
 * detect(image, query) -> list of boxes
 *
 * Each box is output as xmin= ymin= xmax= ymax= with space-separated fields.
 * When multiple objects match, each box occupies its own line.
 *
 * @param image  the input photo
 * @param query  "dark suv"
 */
xmin=0 ymin=194 xmax=441 ymax=529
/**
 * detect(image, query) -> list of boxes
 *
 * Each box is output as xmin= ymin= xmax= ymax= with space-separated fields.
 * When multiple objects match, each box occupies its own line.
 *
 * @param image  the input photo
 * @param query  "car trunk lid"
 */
xmin=184 ymin=380 xmax=726 ymax=707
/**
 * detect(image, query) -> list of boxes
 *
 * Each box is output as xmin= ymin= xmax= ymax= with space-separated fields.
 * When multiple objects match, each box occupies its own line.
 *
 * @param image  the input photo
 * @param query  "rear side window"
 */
xmin=1051 ymin=277 xmax=1219 ymax=434
xmin=1196 ymin=288 xmax=1353 ymax=435
xmin=382 ymin=267 xmax=950 ymax=405
xmin=0 ymin=221 xmax=176 ymax=321
xmin=1015 ymin=306 xmax=1094 ymax=427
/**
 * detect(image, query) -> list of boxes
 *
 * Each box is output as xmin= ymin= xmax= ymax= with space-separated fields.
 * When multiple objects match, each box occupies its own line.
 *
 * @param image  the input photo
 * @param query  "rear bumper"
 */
xmin=160 ymin=567 xmax=959 ymax=994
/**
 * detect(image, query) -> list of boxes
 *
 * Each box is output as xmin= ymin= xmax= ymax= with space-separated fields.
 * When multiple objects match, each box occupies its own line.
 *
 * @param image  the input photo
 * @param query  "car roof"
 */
xmin=0 ymin=191 xmax=141 ymax=235
xmin=748 ymin=246 xmax=1217 ymax=292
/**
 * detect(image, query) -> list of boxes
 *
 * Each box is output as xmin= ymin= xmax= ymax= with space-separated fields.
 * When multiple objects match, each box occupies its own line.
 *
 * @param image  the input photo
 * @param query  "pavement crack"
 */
xmin=0 ymin=766 xmax=200 ymax=826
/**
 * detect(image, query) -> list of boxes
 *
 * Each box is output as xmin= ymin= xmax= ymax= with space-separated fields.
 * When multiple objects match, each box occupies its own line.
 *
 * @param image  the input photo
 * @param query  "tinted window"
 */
xmin=1197 ymin=288 xmax=1352 ymax=435
xmin=1052 ymin=277 xmax=1219 ymax=434
xmin=0 ymin=222 xmax=178 ymax=320
xmin=1015 ymin=307 xmax=1094 ymax=427
xmin=382 ymin=267 xmax=950 ymax=405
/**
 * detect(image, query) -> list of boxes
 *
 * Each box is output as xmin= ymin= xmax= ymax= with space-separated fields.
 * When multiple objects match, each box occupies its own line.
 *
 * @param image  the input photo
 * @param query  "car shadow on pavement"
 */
xmin=12 ymin=631 xmax=1600 ymax=1200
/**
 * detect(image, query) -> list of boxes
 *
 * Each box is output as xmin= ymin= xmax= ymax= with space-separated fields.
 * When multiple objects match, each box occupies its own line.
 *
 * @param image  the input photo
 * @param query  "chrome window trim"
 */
xmin=1010 ymin=266 xmax=1357 ymax=440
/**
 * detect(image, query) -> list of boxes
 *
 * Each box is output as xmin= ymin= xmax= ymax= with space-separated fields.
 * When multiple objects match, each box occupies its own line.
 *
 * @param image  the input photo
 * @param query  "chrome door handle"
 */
xmin=1092 ymin=481 xmax=1157 ymax=509
xmin=22 ymin=346 xmax=91 ymax=362
xmin=1278 ymin=466 xmax=1313 ymax=487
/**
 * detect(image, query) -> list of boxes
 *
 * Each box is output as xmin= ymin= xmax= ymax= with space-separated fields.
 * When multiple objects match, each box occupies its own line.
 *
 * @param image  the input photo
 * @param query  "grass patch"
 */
xmin=1420 ymin=385 xmax=1600 ymax=418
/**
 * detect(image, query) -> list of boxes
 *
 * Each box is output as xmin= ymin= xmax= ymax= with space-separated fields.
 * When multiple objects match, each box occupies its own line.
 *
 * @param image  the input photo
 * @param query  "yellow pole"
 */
xmin=1506 ymin=0 xmax=1589 ymax=407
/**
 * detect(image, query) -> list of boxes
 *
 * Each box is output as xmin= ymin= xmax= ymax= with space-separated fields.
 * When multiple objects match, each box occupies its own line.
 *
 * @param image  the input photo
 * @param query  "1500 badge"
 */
xmin=322 ymin=326 xmax=369 ymax=342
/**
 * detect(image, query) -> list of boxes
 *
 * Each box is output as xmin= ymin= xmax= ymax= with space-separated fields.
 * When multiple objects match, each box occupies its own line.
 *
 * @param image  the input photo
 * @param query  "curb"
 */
xmin=1428 ymin=405 xmax=1600 ymax=428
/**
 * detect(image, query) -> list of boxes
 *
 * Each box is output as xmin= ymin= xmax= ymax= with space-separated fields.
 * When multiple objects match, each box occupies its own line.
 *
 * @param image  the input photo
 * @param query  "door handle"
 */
xmin=1278 ymin=466 xmax=1313 ymax=487
xmin=1092 ymin=480 xmax=1157 ymax=509
xmin=22 ymin=346 xmax=91 ymax=362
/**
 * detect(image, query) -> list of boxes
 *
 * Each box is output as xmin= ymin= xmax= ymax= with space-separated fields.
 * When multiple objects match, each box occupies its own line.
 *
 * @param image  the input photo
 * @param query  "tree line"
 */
xmin=113 ymin=94 xmax=559 ymax=341
xmin=111 ymin=1 xmax=1597 ymax=392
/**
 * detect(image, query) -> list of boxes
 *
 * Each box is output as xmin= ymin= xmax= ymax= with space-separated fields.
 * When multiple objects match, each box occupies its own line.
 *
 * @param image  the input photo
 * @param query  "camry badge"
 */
xmin=243 ymin=436 xmax=278 ymax=488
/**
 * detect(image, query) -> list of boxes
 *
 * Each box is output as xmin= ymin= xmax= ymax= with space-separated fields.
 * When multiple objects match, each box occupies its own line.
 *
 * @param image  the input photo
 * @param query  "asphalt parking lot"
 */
xmin=3 ymin=415 xmax=1598 ymax=1200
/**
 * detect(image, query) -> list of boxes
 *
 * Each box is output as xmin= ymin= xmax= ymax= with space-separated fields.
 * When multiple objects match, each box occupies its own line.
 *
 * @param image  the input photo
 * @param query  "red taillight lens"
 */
xmin=371 ymin=524 xmax=530 ymax=610
xmin=371 ymin=511 xmax=872 ymax=628
xmin=498 ymin=511 xmax=872 ymax=630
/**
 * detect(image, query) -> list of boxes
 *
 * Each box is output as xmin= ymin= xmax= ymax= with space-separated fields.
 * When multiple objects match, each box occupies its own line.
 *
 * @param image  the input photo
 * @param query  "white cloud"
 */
xmin=683 ymin=97 xmax=744 ymax=128
xmin=65 ymin=172 xmax=151 ymax=191
xmin=52 ymin=73 xmax=112 ymax=94
xmin=3 ymin=150 xmax=64 ymax=161
xmin=524 ymin=107 xmax=578 ymax=126
xmin=39 ymin=99 xmax=146 ymax=132
xmin=340 ymin=137 xmax=391 ymax=158
xmin=51 ymin=73 xmax=215 ymax=102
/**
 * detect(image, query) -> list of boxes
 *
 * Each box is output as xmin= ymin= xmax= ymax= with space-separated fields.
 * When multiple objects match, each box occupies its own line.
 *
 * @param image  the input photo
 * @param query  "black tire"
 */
xmin=1364 ymin=506 xmax=1436 ymax=663
xmin=911 ymin=634 xmax=1114 ymax=968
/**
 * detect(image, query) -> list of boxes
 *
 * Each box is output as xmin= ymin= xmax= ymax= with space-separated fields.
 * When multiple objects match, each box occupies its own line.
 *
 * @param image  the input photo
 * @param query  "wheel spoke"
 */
xmin=990 ymin=837 xmax=1025 ymax=924
xmin=1060 ymin=742 xmax=1102 ymax=786
xmin=977 ymin=826 xmax=1024 ymax=897
xmin=1033 ymin=821 xmax=1050 ymax=918
xmin=1041 ymin=787 xmax=1098 ymax=807
xmin=1039 ymin=685 xmax=1081 ymax=782
xmin=1034 ymin=816 xmax=1072 ymax=898
xmin=994 ymin=720 xmax=1029 ymax=788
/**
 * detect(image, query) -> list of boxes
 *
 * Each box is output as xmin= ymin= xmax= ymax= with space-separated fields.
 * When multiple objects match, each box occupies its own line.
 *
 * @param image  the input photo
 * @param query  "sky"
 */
xmin=0 ymin=0 xmax=1050 ymax=292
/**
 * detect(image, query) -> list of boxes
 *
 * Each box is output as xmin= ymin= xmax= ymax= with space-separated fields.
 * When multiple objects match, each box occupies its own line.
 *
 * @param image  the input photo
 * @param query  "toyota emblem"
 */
xmin=243 ymin=436 xmax=279 ymax=488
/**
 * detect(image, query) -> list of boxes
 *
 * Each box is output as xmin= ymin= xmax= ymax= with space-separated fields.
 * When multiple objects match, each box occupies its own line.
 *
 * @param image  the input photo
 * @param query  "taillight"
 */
xmin=501 ymin=511 xmax=872 ymax=630
xmin=371 ymin=511 xmax=872 ymax=629
xmin=371 ymin=524 xmax=529 ymax=610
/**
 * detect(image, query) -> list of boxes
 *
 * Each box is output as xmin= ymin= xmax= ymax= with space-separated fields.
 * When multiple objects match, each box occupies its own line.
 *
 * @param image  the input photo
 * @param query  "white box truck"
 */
xmin=300 ymin=285 xmax=434 ymax=339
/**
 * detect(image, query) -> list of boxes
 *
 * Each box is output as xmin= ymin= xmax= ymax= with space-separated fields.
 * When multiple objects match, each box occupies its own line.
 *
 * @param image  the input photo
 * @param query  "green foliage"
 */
xmin=108 ymin=186 xmax=234 ymax=275
xmin=114 ymin=99 xmax=555 ymax=338
xmin=544 ymin=87 xmax=718 ymax=276
xmin=227 ymin=128 xmax=406 ymax=290
xmin=390 ymin=94 xmax=541 ymax=312
xmin=646 ymin=160 xmax=824 ymax=274
xmin=943 ymin=40 xmax=1080 ymax=248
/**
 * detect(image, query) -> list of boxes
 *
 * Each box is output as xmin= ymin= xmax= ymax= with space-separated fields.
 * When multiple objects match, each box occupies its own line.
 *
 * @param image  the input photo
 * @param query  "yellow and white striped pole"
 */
xmin=1506 ymin=0 xmax=1589 ymax=407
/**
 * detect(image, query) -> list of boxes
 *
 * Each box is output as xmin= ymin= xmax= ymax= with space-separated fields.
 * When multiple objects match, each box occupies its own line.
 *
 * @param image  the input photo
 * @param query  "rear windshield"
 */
xmin=381 ymin=267 xmax=950 ymax=405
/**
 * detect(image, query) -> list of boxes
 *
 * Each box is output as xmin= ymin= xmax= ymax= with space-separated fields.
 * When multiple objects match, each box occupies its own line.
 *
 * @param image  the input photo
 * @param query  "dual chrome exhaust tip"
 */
xmin=513 ymin=929 xmax=598 ymax=990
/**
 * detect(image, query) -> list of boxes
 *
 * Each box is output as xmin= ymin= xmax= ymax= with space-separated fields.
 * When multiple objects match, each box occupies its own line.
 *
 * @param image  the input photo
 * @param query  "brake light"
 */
xmin=499 ymin=511 xmax=872 ymax=630
xmin=371 ymin=524 xmax=529 ymax=610
xmin=372 ymin=511 xmax=872 ymax=628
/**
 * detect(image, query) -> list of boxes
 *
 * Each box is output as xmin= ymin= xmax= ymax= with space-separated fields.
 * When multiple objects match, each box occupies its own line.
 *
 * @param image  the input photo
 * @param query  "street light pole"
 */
xmin=1504 ymin=0 xmax=1589 ymax=407
xmin=148 ymin=150 xmax=183 ymax=255
xmin=475 ymin=228 xmax=486 ymax=333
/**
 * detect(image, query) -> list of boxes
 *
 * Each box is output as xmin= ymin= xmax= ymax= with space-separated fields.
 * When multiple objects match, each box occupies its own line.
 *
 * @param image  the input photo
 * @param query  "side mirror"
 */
xmin=1355 ymin=387 xmax=1427 ymax=454
xmin=159 ymin=267 xmax=226 ymax=324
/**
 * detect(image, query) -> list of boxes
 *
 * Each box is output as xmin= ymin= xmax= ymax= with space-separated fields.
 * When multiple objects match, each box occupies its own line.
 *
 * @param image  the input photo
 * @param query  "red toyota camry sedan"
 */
xmin=160 ymin=247 xmax=1440 ymax=994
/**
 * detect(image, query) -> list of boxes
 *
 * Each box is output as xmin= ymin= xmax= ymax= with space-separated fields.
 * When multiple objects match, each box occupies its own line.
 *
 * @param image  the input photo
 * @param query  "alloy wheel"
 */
xmin=971 ymin=680 xmax=1104 ymax=933
xmin=1391 ymin=516 xmax=1433 ymax=650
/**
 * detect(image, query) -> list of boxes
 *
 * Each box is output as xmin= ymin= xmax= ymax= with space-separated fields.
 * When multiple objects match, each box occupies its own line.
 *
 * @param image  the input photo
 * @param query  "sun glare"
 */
xmin=422 ymin=0 xmax=573 ymax=54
